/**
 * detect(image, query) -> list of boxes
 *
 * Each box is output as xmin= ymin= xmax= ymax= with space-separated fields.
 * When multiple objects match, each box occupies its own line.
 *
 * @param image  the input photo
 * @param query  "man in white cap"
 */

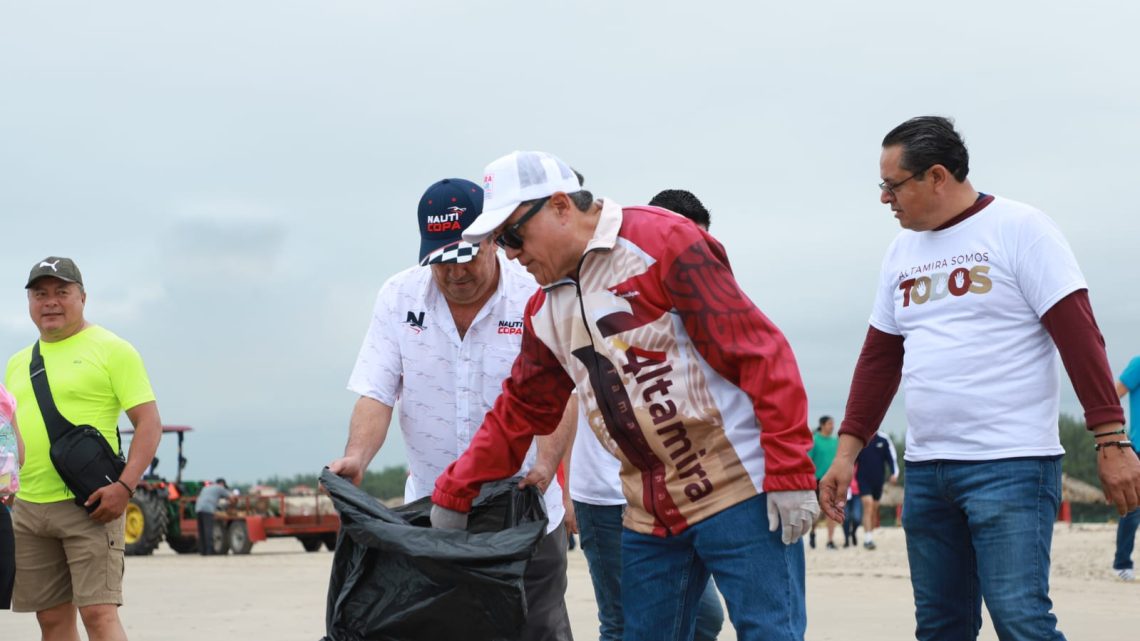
xmin=430 ymin=153 xmax=819 ymax=641
xmin=328 ymin=178 xmax=574 ymax=641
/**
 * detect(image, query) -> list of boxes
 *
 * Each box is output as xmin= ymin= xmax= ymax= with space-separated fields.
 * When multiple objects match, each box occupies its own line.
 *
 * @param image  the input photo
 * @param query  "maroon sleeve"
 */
xmin=1040 ymin=289 xmax=1125 ymax=429
xmin=662 ymin=227 xmax=816 ymax=492
xmin=837 ymin=326 xmax=904 ymax=445
xmin=432 ymin=290 xmax=576 ymax=512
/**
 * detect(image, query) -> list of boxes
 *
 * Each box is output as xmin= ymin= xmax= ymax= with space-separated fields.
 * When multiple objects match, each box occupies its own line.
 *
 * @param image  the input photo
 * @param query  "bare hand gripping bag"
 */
xmin=319 ymin=469 xmax=548 ymax=641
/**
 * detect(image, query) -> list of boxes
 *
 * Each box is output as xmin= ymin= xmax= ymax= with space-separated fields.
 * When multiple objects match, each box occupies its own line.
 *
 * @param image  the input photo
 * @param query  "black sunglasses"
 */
xmin=494 ymin=197 xmax=550 ymax=250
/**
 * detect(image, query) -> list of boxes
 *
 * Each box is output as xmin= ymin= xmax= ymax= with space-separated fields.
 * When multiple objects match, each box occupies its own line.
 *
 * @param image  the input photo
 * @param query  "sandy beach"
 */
xmin=1 ymin=523 xmax=1136 ymax=640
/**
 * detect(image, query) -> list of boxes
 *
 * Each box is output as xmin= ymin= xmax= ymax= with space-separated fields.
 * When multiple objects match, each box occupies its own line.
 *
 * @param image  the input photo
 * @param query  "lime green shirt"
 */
xmin=4 ymin=325 xmax=155 ymax=503
xmin=809 ymin=431 xmax=839 ymax=480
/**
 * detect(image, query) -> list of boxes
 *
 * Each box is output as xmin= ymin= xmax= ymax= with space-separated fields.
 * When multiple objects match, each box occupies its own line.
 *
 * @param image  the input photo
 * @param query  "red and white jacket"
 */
xmin=434 ymin=200 xmax=815 ymax=536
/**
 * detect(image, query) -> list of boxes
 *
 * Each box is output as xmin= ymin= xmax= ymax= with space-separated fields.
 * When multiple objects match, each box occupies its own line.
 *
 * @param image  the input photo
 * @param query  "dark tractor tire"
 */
xmin=167 ymin=535 xmax=198 ymax=554
xmin=227 ymin=521 xmax=254 ymax=555
xmin=212 ymin=518 xmax=230 ymax=555
xmin=322 ymin=532 xmax=338 ymax=551
xmin=124 ymin=490 xmax=170 ymax=556
xmin=300 ymin=536 xmax=323 ymax=552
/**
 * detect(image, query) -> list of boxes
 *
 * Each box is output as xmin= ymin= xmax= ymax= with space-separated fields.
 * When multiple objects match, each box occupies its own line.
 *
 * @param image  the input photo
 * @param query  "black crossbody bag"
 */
xmin=29 ymin=341 xmax=125 ymax=512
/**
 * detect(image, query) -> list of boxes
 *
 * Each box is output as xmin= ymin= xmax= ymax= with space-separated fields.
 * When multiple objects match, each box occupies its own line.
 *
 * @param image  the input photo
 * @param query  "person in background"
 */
xmin=808 ymin=415 xmax=839 ymax=550
xmin=1113 ymin=355 xmax=1140 ymax=581
xmin=194 ymin=478 xmax=233 ymax=555
xmin=650 ymin=189 xmax=711 ymax=229
xmin=842 ymin=477 xmax=861 ymax=548
xmin=853 ymin=432 xmax=897 ymax=550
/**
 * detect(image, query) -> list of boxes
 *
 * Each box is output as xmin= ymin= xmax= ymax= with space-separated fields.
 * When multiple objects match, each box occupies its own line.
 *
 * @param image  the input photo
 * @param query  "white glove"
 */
xmin=429 ymin=504 xmax=469 ymax=530
xmin=766 ymin=490 xmax=819 ymax=546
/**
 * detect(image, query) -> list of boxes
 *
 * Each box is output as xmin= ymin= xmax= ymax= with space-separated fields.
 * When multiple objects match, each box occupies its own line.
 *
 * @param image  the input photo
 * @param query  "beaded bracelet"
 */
xmin=1093 ymin=428 xmax=1127 ymax=439
xmin=1094 ymin=440 xmax=1134 ymax=452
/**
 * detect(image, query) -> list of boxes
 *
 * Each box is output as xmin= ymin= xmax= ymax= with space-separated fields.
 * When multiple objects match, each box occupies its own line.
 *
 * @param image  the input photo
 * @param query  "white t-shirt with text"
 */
xmin=869 ymin=195 xmax=1086 ymax=462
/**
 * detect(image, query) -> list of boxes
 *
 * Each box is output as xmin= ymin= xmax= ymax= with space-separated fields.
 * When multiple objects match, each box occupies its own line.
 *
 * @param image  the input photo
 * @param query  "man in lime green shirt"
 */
xmin=4 ymin=256 xmax=161 ymax=641
xmin=808 ymin=415 xmax=840 ymax=549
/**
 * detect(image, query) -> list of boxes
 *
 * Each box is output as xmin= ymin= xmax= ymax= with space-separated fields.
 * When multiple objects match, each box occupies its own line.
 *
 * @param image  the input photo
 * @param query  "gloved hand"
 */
xmin=766 ymin=490 xmax=819 ymax=546
xmin=429 ymin=503 xmax=468 ymax=530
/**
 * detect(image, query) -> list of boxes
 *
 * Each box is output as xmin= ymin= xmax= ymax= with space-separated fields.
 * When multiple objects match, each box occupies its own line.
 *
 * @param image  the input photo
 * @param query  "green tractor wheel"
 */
xmin=124 ymin=490 xmax=170 ymax=556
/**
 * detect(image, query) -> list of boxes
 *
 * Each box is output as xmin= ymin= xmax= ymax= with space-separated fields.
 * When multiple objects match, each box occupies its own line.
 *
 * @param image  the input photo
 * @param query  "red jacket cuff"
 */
xmin=430 ymin=488 xmax=472 ymax=513
xmin=762 ymin=472 xmax=818 ymax=493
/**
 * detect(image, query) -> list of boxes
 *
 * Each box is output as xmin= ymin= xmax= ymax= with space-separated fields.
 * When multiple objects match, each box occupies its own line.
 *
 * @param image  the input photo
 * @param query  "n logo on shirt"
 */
xmin=405 ymin=311 xmax=426 ymax=333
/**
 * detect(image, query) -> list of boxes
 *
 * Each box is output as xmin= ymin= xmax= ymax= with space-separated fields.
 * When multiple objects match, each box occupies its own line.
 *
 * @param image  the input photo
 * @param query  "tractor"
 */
xmin=121 ymin=424 xmax=340 ymax=556
xmin=122 ymin=425 xmax=211 ymax=555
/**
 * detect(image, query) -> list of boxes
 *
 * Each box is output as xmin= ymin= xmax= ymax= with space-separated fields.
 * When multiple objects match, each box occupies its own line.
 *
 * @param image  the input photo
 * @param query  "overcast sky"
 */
xmin=2 ymin=2 xmax=1137 ymax=483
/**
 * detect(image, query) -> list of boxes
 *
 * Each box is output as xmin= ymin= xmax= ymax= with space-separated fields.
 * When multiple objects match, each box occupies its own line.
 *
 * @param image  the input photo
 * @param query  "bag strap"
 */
xmin=29 ymin=341 xmax=75 ymax=443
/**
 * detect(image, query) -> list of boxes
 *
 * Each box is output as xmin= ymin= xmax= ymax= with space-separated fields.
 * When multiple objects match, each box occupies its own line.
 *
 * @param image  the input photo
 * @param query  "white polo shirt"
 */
xmin=348 ymin=252 xmax=564 ymax=532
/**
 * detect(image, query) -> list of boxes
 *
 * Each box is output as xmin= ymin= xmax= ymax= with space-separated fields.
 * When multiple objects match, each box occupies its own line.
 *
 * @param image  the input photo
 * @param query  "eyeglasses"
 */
xmin=879 ymin=166 xmax=930 ymax=196
xmin=494 ymin=197 xmax=550 ymax=250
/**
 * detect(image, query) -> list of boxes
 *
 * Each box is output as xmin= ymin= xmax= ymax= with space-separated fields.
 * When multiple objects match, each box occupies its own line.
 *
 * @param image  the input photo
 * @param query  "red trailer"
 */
xmin=176 ymin=490 xmax=340 ymax=554
xmin=121 ymin=425 xmax=340 ymax=555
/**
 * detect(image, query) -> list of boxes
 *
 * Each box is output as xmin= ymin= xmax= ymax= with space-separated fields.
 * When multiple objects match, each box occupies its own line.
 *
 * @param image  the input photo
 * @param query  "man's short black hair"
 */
xmin=649 ymin=189 xmax=711 ymax=230
xmin=215 ymin=478 xmax=227 ymax=486
xmin=882 ymin=116 xmax=970 ymax=182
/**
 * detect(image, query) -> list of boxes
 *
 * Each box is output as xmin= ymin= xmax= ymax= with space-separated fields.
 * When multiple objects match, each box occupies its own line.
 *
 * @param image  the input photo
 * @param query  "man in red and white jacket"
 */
xmin=432 ymin=151 xmax=818 ymax=641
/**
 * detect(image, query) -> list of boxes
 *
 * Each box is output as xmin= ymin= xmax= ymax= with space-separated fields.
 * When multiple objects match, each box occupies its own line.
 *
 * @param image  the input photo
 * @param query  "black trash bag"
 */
xmin=319 ymin=468 xmax=548 ymax=641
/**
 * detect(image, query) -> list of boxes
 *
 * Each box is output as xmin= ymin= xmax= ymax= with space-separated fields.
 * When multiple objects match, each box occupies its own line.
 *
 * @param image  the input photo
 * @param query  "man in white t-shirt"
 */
xmin=819 ymin=116 xmax=1140 ymax=641
xmin=328 ymin=178 xmax=574 ymax=641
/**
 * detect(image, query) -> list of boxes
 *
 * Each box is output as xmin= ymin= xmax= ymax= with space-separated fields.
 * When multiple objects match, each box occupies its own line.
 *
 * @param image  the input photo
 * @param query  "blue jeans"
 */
xmin=903 ymin=458 xmax=1065 ymax=641
xmin=1114 ymin=508 xmax=1140 ymax=570
xmin=575 ymin=501 xmax=724 ymax=641
xmin=620 ymin=495 xmax=804 ymax=641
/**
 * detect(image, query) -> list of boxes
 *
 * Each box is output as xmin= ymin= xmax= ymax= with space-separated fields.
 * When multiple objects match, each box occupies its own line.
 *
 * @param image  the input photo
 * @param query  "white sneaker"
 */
xmin=1115 ymin=568 xmax=1135 ymax=582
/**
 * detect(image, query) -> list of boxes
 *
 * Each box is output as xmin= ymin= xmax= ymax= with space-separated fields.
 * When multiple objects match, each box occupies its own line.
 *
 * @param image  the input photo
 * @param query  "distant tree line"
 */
xmin=1057 ymin=413 xmax=1100 ymax=487
xmin=255 ymin=465 xmax=409 ymax=500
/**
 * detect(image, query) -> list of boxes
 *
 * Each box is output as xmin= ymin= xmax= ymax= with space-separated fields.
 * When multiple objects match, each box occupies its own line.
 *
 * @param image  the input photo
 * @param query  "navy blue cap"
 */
xmin=417 ymin=178 xmax=485 ymax=266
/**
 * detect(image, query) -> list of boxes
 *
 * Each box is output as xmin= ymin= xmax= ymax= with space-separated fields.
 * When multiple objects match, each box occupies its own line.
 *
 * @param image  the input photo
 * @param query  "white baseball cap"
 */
xmin=462 ymin=151 xmax=582 ymax=244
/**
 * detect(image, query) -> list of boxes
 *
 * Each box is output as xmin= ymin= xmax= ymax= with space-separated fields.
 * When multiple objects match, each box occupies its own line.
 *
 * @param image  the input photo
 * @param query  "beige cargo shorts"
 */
xmin=11 ymin=498 xmax=125 ymax=612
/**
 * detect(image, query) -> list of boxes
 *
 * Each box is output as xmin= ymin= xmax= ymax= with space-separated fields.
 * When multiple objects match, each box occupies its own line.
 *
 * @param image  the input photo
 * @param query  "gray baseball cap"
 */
xmin=25 ymin=256 xmax=84 ymax=288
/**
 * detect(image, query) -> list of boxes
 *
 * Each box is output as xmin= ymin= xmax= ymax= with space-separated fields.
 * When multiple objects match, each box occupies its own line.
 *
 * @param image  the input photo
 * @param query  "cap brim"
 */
xmin=461 ymin=201 xmax=519 ymax=244
xmin=25 ymin=274 xmax=79 ymax=289
xmin=420 ymin=240 xmax=481 ymax=266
